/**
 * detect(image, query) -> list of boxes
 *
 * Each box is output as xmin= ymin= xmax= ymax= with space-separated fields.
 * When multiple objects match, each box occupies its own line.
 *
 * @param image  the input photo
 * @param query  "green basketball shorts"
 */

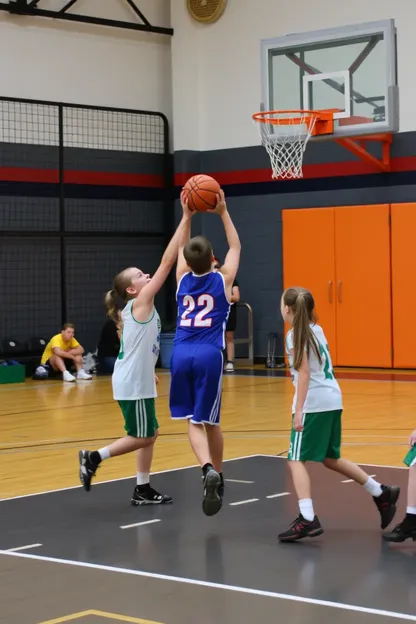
xmin=288 ymin=409 xmax=342 ymax=462
xmin=118 ymin=398 xmax=159 ymax=439
xmin=404 ymin=444 xmax=416 ymax=467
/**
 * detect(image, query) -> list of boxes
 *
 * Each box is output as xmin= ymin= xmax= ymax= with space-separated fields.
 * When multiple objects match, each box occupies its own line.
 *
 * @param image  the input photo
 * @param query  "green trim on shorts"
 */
xmin=118 ymin=398 xmax=159 ymax=438
xmin=288 ymin=409 xmax=342 ymax=463
xmin=404 ymin=444 xmax=416 ymax=467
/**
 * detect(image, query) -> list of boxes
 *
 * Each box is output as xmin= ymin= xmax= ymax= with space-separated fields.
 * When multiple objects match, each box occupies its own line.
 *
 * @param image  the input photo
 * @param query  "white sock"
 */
xmin=98 ymin=447 xmax=111 ymax=461
xmin=137 ymin=472 xmax=149 ymax=486
xmin=363 ymin=477 xmax=383 ymax=497
xmin=407 ymin=506 xmax=416 ymax=515
xmin=299 ymin=498 xmax=315 ymax=521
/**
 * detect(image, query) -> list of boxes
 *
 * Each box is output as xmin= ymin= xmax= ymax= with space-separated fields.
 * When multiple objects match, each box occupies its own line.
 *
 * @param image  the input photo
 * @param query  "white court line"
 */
xmin=266 ymin=492 xmax=290 ymax=499
xmin=257 ymin=454 xmax=408 ymax=470
xmin=342 ymin=474 xmax=376 ymax=484
xmin=0 ymin=454 xmax=407 ymax=503
xmin=225 ymin=479 xmax=254 ymax=484
xmin=5 ymin=543 xmax=42 ymax=552
xmin=120 ymin=519 xmax=161 ymax=530
xmin=0 ymin=454 xmax=259 ymax=503
xmin=1 ymin=550 xmax=416 ymax=622
xmin=229 ymin=498 xmax=259 ymax=506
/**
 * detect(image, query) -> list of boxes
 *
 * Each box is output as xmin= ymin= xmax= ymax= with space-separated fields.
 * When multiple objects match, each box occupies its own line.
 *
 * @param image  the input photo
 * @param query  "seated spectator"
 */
xmin=96 ymin=311 xmax=121 ymax=375
xmin=40 ymin=323 xmax=92 ymax=382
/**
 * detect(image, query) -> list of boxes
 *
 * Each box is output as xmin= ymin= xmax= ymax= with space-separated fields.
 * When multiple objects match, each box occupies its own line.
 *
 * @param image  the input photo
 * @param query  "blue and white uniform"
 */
xmin=169 ymin=270 xmax=231 ymax=425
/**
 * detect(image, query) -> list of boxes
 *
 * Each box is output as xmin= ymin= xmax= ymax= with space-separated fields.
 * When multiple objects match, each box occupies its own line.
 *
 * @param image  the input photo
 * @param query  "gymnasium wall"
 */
xmin=171 ymin=0 xmax=416 ymax=359
xmin=0 ymin=0 xmax=172 ymax=120
xmin=0 ymin=1 xmax=172 ymax=352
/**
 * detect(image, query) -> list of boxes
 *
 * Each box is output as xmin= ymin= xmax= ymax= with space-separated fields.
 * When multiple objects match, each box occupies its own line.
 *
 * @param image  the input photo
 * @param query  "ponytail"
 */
xmin=284 ymin=288 xmax=322 ymax=371
xmin=105 ymin=288 xmax=118 ymax=322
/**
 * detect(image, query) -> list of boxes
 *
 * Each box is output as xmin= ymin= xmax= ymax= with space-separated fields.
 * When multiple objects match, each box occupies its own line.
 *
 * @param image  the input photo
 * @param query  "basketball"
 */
xmin=183 ymin=174 xmax=221 ymax=212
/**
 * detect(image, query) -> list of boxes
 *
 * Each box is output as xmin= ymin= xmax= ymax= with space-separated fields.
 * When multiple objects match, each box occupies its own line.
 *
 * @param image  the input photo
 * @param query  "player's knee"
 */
xmin=323 ymin=457 xmax=337 ymax=469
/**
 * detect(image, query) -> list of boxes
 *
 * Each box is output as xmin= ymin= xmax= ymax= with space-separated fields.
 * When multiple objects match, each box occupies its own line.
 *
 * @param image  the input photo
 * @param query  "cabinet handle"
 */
xmin=337 ymin=280 xmax=342 ymax=303
xmin=328 ymin=280 xmax=333 ymax=303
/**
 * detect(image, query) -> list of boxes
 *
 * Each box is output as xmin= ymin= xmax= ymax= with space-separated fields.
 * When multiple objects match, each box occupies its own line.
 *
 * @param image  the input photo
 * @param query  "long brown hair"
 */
xmin=104 ymin=268 xmax=135 ymax=321
xmin=283 ymin=287 xmax=322 ymax=371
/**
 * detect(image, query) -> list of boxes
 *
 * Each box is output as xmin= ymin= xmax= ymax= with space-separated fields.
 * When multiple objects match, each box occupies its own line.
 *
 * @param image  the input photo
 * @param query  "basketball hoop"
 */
xmin=252 ymin=109 xmax=335 ymax=180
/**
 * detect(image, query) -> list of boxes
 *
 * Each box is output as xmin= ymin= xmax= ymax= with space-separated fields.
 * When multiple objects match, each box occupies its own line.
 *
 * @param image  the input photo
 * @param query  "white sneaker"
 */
xmin=77 ymin=369 xmax=92 ymax=380
xmin=63 ymin=370 xmax=76 ymax=382
xmin=225 ymin=361 xmax=234 ymax=373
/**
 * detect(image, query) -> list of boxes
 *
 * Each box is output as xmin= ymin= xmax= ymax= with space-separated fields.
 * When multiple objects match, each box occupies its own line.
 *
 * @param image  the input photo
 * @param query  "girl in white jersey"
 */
xmin=78 ymin=202 xmax=194 ymax=505
xmin=278 ymin=287 xmax=400 ymax=542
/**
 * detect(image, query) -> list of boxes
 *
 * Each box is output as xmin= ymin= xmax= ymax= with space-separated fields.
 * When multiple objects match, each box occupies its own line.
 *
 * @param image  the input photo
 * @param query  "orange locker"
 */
xmin=391 ymin=204 xmax=416 ymax=368
xmin=334 ymin=205 xmax=392 ymax=367
xmin=282 ymin=208 xmax=337 ymax=364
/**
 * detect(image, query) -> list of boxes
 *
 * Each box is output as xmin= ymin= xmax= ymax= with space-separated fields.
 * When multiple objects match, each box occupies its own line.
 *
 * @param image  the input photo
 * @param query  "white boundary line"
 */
xmin=256 ymin=454 xmax=408 ymax=470
xmin=1 ymin=550 xmax=415 ymax=621
xmin=0 ymin=454 xmax=260 ymax=502
xmin=120 ymin=519 xmax=161 ymax=530
xmin=0 ymin=454 xmax=407 ymax=503
xmin=5 ymin=543 xmax=42 ymax=552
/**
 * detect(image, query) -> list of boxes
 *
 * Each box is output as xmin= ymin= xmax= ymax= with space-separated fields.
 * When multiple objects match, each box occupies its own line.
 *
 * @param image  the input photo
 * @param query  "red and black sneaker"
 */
xmin=383 ymin=516 xmax=416 ymax=543
xmin=278 ymin=514 xmax=324 ymax=542
xmin=373 ymin=485 xmax=400 ymax=529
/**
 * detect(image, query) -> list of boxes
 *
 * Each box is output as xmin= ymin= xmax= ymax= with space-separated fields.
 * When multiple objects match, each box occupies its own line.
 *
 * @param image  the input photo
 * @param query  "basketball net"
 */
xmin=253 ymin=111 xmax=319 ymax=180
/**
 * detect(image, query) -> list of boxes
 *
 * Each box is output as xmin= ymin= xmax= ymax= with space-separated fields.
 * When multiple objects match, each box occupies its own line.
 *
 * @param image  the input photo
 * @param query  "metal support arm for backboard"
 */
xmin=335 ymin=134 xmax=392 ymax=172
xmin=0 ymin=0 xmax=174 ymax=36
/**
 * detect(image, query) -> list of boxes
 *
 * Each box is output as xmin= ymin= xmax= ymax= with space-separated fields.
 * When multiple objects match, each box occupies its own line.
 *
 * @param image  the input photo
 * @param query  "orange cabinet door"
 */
xmin=391 ymin=203 xmax=416 ymax=368
xmin=334 ymin=205 xmax=392 ymax=367
xmin=282 ymin=208 xmax=337 ymax=364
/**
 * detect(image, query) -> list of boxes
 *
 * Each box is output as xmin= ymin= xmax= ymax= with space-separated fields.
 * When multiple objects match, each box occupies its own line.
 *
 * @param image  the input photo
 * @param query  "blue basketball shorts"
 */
xmin=169 ymin=343 xmax=224 ymax=426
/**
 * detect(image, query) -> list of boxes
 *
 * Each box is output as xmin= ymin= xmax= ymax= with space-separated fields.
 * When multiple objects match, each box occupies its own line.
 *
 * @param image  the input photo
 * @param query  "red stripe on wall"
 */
xmin=0 ymin=167 xmax=164 ymax=187
xmin=174 ymin=155 xmax=416 ymax=187
xmin=65 ymin=171 xmax=163 ymax=187
xmin=0 ymin=168 xmax=59 ymax=183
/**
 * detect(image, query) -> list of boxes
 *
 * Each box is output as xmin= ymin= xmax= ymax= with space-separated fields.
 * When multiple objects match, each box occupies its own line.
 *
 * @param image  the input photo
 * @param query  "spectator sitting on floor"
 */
xmin=96 ymin=310 xmax=121 ymax=375
xmin=40 ymin=323 xmax=92 ymax=382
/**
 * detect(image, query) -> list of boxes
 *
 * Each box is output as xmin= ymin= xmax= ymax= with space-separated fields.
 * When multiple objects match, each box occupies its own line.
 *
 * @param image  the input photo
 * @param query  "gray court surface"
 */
xmin=1 ymin=455 xmax=415 ymax=624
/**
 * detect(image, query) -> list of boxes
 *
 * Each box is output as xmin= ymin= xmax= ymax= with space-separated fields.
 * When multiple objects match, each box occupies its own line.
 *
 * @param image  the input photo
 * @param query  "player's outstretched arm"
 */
xmin=207 ymin=190 xmax=241 ymax=290
xmin=176 ymin=190 xmax=192 ymax=283
xmin=137 ymin=201 xmax=194 ymax=306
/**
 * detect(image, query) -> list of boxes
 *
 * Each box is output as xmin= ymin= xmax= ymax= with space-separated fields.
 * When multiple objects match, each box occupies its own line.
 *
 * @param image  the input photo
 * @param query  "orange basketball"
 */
xmin=183 ymin=174 xmax=221 ymax=212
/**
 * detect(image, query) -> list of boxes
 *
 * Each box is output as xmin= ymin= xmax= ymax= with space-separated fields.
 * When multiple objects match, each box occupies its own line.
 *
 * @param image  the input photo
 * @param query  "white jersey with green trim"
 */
xmin=285 ymin=324 xmax=343 ymax=413
xmin=112 ymin=300 xmax=161 ymax=401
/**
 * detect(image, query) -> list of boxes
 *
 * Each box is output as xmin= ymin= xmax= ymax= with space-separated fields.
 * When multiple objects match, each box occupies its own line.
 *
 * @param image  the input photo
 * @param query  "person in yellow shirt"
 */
xmin=41 ymin=323 xmax=92 ymax=382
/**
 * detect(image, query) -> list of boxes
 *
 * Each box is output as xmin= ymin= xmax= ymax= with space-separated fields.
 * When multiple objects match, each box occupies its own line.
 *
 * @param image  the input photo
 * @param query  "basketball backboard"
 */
xmin=260 ymin=19 xmax=399 ymax=140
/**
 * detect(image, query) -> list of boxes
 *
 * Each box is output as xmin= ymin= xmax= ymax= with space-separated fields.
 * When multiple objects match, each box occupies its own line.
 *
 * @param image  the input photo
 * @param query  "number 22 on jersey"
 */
xmin=180 ymin=294 xmax=214 ymax=328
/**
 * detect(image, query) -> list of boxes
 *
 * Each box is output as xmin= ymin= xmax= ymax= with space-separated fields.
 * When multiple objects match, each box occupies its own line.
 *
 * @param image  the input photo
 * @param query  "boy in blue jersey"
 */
xmin=170 ymin=189 xmax=241 ymax=516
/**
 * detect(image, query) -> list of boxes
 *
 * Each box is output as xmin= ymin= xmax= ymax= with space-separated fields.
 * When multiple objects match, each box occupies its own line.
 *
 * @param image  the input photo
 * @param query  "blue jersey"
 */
xmin=175 ymin=271 xmax=230 ymax=349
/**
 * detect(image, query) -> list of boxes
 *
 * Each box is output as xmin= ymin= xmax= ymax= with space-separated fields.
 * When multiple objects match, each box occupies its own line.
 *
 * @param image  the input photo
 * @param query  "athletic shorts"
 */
xmin=169 ymin=343 xmax=223 ymax=426
xmin=226 ymin=304 xmax=237 ymax=332
xmin=118 ymin=398 xmax=158 ymax=438
xmin=288 ymin=409 xmax=342 ymax=462
xmin=404 ymin=444 xmax=416 ymax=467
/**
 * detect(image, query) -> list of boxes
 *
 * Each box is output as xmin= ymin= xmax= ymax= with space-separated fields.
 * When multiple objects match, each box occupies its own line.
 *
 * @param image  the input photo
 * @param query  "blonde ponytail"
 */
xmin=105 ymin=288 xmax=118 ymax=322
xmin=283 ymin=287 xmax=322 ymax=371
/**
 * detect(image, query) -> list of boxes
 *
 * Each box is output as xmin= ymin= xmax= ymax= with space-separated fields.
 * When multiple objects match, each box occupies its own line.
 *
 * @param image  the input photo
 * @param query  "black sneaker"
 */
xmin=78 ymin=450 xmax=99 ymax=492
xmin=278 ymin=514 xmax=324 ymax=542
xmin=219 ymin=476 xmax=225 ymax=499
xmin=373 ymin=485 xmax=400 ymax=529
xmin=383 ymin=516 xmax=416 ymax=543
xmin=202 ymin=468 xmax=222 ymax=516
xmin=131 ymin=485 xmax=172 ymax=506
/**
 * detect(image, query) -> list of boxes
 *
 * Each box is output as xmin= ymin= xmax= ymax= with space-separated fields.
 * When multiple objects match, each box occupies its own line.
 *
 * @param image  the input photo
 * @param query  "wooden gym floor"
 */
xmin=1 ymin=368 xmax=415 ymax=624
xmin=0 ymin=367 xmax=413 ymax=499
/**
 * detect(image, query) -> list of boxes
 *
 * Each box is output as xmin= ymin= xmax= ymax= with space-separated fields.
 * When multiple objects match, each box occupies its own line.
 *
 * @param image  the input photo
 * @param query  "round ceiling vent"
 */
xmin=187 ymin=0 xmax=227 ymax=24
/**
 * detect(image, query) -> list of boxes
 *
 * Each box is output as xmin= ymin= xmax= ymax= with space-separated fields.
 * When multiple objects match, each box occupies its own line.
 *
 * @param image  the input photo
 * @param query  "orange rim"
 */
xmin=252 ymin=109 xmax=336 ymax=136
